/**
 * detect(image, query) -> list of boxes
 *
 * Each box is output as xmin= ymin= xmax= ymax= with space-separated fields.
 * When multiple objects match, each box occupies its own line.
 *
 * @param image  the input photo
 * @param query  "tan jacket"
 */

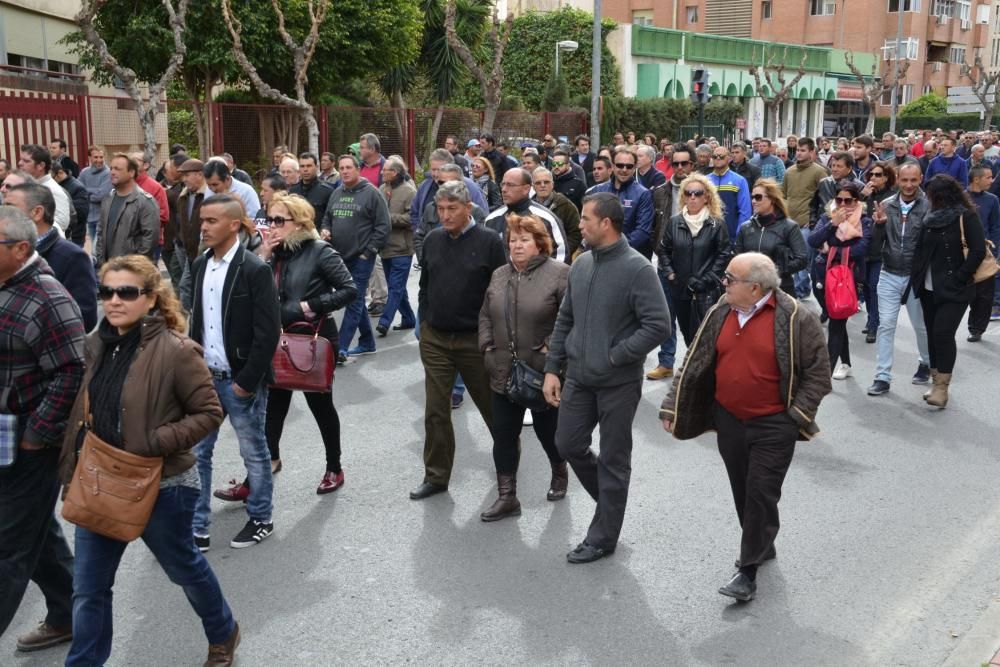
xmin=478 ymin=255 xmax=569 ymax=394
xmin=379 ymin=178 xmax=417 ymax=258
xmin=60 ymin=315 xmax=223 ymax=482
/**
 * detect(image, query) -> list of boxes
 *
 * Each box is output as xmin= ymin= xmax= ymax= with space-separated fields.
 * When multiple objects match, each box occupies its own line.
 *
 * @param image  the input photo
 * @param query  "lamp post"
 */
xmin=555 ymin=39 xmax=579 ymax=79
xmin=591 ymin=0 xmax=601 ymax=147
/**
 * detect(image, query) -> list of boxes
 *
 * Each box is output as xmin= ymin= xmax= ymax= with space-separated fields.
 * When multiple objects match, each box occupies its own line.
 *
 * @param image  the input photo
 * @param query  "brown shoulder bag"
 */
xmin=62 ymin=391 xmax=163 ymax=542
xmin=959 ymin=214 xmax=1000 ymax=284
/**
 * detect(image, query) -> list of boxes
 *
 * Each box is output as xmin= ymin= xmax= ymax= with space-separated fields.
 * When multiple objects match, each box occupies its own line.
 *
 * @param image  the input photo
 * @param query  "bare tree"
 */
xmin=844 ymin=50 xmax=910 ymax=135
xmin=444 ymin=0 xmax=513 ymax=136
xmin=76 ymin=0 xmax=189 ymax=164
xmin=961 ymin=54 xmax=1000 ymax=131
xmin=748 ymin=48 xmax=809 ymax=138
xmin=220 ymin=0 xmax=329 ymax=155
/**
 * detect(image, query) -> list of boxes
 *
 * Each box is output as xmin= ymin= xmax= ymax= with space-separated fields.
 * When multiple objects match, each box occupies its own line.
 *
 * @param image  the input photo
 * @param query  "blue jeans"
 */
xmin=794 ymin=226 xmax=814 ymax=299
xmin=193 ymin=379 xmax=273 ymax=535
xmin=994 ymin=275 xmax=1000 ymax=309
xmin=87 ymin=219 xmax=98 ymax=247
xmin=378 ymin=256 xmax=416 ymax=329
xmin=340 ymin=255 xmax=377 ymax=351
xmin=657 ymin=273 xmax=678 ymax=367
xmin=66 ymin=486 xmax=235 ymax=666
xmin=874 ymin=270 xmax=929 ymax=383
xmin=864 ymin=260 xmax=882 ymax=331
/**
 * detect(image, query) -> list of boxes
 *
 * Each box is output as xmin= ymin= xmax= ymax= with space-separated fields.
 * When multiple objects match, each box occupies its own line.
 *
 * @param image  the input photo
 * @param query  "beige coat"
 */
xmin=379 ymin=177 xmax=417 ymax=258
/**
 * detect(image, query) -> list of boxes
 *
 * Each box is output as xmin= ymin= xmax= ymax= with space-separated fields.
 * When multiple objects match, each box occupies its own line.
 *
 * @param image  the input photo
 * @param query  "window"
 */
xmin=957 ymin=0 xmax=971 ymax=22
xmin=932 ymin=0 xmax=954 ymax=17
xmin=632 ymin=10 xmax=653 ymax=26
xmin=882 ymin=37 xmax=920 ymax=60
xmin=923 ymin=84 xmax=933 ymax=94
xmin=686 ymin=5 xmax=699 ymax=22
xmin=889 ymin=0 xmax=921 ymax=11
xmin=762 ymin=1 xmax=772 ymax=19
xmin=976 ymin=4 xmax=990 ymax=24
xmin=881 ymin=84 xmax=914 ymax=105
xmin=949 ymin=44 xmax=966 ymax=63
xmin=810 ymin=0 xmax=836 ymax=15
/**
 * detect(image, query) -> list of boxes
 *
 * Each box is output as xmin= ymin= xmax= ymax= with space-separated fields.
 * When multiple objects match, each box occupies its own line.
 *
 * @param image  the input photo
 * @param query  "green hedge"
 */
xmin=874 ymin=113 xmax=983 ymax=134
xmin=600 ymin=97 xmax=694 ymax=143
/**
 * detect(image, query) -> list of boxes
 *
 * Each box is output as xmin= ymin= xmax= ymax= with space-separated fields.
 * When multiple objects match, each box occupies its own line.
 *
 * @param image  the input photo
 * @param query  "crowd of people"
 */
xmin=0 ymin=120 xmax=997 ymax=663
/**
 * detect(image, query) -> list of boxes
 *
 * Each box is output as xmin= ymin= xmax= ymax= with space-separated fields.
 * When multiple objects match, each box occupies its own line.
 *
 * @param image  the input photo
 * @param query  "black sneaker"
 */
xmin=867 ymin=380 xmax=890 ymax=396
xmin=912 ymin=363 xmax=931 ymax=385
xmin=337 ymin=351 xmax=349 ymax=365
xmin=194 ymin=534 xmax=210 ymax=553
xmin=230 ymin=520 xmax=273 ymax=549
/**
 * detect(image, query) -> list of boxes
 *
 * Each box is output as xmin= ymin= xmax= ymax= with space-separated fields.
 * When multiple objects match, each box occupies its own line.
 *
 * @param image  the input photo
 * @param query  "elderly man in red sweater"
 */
xmin=660 ymin=251 xmax=831 ymax=602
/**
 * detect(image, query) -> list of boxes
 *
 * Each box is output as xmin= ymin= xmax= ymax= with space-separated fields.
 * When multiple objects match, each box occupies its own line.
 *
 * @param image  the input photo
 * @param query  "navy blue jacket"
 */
xmin=970 ymin=190 xmax=1000 ymax=256
xmin=36 ymin=229 xmax=98 ymax=331
xmin=589 ymin=176 xmax=655 ymax=258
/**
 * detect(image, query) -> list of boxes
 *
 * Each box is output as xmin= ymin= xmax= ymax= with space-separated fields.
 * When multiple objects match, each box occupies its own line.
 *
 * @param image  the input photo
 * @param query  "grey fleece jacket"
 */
xmin=544 ymin=236 xmax=670 ymax=387
xmin=320 ymin=179 xmax=390 ymax=260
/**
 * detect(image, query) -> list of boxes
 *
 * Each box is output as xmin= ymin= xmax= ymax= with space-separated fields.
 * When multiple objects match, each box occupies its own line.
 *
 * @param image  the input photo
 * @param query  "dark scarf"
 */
xmin=88 ymin=320 xmax=143 ymax=447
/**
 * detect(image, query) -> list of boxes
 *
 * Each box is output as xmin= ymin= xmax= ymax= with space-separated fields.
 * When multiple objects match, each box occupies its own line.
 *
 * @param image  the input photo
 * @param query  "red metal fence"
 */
xmin=0 ymin=91 xmax=587 ymax=180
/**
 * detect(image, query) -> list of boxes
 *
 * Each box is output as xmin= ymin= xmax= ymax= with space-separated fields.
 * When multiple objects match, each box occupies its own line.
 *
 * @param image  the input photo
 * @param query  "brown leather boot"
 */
xmin=481 ymin=473 xmax=520 ymax=522
xmin=925 ymin=372 xmax=951 ymax=408
xmin=547 ymin=461 xmax=569 ymax=501
xmin=922 ymin=369 xmax=938 ymax=400
xmin=204 ymin=622 xmax=240 ymax=667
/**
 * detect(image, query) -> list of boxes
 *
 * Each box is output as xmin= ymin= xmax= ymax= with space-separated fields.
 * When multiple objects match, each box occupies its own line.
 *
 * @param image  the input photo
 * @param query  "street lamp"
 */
xmin=555 ymin=40 xmax=579 ymax=78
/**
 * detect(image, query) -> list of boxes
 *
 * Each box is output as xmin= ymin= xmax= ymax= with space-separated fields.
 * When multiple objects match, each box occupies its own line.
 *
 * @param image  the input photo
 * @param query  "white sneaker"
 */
xmin=832 ymin=363 xmax=852 ymax=380
xmin=522 ymin=412 xmax=534 ymax=426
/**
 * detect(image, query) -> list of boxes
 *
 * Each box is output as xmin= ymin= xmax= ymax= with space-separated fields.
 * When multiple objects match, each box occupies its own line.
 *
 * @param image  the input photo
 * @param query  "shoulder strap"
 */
xmin=959 ymin=214 xmax=969 ymax=250
xmin=503 ymin=278 xmax=519 ymax=359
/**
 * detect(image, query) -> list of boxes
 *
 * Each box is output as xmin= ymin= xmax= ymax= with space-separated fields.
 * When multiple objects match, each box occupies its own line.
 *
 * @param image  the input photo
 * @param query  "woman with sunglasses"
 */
xmin=60 ymin=255 xmax=240 ymax=666
xmin=908 ymin=175 xmax=986 ymax=407
xmin=809 ymin=180 xmax=872 ymax=380
xmin=470 ymin=156 xmax=502 ymax=211
xmin=657 ymin=173 xmax=731 ymax=344
xmin=860 ymin=162 xmax=897 ymax=342
xmin=734 ymin=178 xmax=809 ymax=296
xmin=258 ymin=193 xmax=357 ymax=489
xmin=253 ymin=174 xmax=288 ymax=228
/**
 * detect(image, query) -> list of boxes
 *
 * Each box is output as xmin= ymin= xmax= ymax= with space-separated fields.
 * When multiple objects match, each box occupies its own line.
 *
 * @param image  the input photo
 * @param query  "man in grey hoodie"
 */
xmin=77 ymin=146 xmax=112 ymax=245
xmin=542 ymin=192 xmax=670 ymax=564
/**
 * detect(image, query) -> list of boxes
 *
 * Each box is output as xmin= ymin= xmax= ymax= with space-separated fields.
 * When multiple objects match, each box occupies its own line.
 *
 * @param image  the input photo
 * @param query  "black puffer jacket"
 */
xmin=656 ymin=213 xmax=731 ymax=301
xmin=734 ymin=212 xmax=809 ymax=294
xmin=910 ymin=206 xmax=986 ymax=304
xmin=269 ymin=229 xmax=358 ymax=345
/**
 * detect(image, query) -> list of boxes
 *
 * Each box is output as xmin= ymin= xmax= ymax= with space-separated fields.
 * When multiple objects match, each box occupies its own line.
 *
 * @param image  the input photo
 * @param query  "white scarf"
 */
xmin=682 ymin=206 xmax=709 ymax=236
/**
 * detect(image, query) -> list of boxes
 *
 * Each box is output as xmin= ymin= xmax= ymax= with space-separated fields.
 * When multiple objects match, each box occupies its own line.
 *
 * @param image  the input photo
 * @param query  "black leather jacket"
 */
xmin=270 ymin=236 xmax=358 ymax=344
xmin=656 ymin=214 xmax=731 ymax=301
xmin=734 ymin=212 xmax=809 ymax=294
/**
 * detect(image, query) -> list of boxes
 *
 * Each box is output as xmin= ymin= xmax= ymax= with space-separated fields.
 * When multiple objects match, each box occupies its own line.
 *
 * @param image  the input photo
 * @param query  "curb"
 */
xmin=941 ymin=595 xmax=1000 ymax=667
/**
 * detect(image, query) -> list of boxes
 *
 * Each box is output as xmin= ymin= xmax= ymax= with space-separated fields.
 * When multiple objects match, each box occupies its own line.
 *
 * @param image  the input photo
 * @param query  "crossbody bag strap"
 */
xmin=959 ymin=214 xmax=969 ymax=251
xmin=503 ymin=277 xmax=519 ymax=360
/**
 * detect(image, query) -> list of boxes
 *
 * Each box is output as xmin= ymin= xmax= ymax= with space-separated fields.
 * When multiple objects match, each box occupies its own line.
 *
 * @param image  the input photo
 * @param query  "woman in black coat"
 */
xmin=859 ymin=161 xmax=897 ymax=342
xmin=259 ymin=192 xmax=358 ymax=491
xmin=909 ymin=175 xmax=986 ymax=408
xmin=734 ymin=177 xmax=809 ymax=296
xmin=657 ymin=172 xmax=731 ymax=345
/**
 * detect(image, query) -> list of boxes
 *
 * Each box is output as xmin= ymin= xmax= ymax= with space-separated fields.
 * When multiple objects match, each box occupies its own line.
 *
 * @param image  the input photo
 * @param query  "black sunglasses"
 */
xmin=265 ymin=216 xmax=288 ymax=227
xmin=869 ymin=171 xmax=885 ymax=177
xmin=614 ymin=162 xmax=636 ymax=169
xmin=751 ymin=193 xmax=767 ymax=201
xmin=97 ymin=286 xmax=152 ymax=302
xmin=672 ymin=160 xmax=690 ymax=167
xmin=834 ymin=197 xmax=856 ymax=205
xmin=684 ymin=189 xmax=706 ymax=198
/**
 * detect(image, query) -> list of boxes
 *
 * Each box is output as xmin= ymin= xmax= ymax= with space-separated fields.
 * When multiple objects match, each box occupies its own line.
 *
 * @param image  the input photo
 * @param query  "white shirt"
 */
xmin=735 ymin=291 xmax=774 ymax=329
xmin=201 ymin=238 xmax=240 ymax=371
xmin=39 ymin=175 xmax=72 ymax=231
xmin=206 ymin=178 xmax=261 ymax=218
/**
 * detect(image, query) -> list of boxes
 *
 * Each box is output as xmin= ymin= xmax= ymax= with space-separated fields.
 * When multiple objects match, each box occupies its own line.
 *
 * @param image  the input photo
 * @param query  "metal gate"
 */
xmin=0 ymin=90 xmax=90 ymax=166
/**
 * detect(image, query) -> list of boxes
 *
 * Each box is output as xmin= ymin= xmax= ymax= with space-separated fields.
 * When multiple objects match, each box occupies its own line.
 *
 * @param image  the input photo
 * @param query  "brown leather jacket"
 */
xmin=659 ymin=289 xmax=831 ymax=441
xmin=478 ymin=255 xmax=569 ymax=394
xmin=59 ymin=315 xmax=223 ymax=482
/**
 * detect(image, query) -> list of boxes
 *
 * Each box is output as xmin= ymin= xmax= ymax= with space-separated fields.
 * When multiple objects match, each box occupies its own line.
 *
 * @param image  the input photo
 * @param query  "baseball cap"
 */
xmin=467 ymin=139 xmax=481 ymax=148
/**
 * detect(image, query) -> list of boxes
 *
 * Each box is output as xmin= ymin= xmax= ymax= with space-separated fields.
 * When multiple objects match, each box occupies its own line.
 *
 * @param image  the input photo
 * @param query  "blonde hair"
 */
xmin=98 ymin=255 xmax=187 ymax=332
xmin=472 ymin=156 xmax=496 ymax=181
xmin=269 ymin=192 xmax=317 ymax=232
xmin=678 ymin=173 xmax=723 ymax=219
xmin=751 ymin=177 xmax=789 ymax=219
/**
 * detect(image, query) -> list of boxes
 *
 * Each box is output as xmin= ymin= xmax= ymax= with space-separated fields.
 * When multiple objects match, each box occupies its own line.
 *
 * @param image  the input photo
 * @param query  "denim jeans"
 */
xmin=378 ymin=255 xmax=416 ymax=330
xmin=657 ymin=273 xmax=678 ymax=367
xmin=864 ymin=260 xmax=882 ymax=332
xmin=87 ymin=219 xmax=98 ymax=247
xmin=66 ymin=486 xmax=235 ymax=666
xmin=794 ymin=226 xmax=814 ymax=299
xmin=340 ymin=255 xmax=377 ymax=351
xmin=874 ymin=270 xmax=929 ymax=383
xmin=193 ymin=379 xmax=273 ymax=535
xmin=994 ymin=275 xmax=1000 ymax=309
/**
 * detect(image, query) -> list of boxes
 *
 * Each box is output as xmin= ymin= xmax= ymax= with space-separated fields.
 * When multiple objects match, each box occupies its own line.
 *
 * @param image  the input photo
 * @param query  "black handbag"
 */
xmin=502 ymin=281 xmax=550 ymax=412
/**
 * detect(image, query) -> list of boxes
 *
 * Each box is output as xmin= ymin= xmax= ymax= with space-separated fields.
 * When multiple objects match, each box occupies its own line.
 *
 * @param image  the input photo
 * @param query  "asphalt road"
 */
xmin=4 ymin=279 xmax=1000 ymax=666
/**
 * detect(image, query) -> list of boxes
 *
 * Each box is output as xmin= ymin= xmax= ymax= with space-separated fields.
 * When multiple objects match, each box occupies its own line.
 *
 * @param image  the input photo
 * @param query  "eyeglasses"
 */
xmin=684 ymin=189 xmax=705 ymax=198
xmin=834 ymin=197 xmax=856 ymax=205
xmin=671 ymin=160 xmax=690 ymax=167
xmin=614 ymin=163 xmax=636 ymax=169
xmin=751 ymin=193 xmax=767 ymax=201
xmin=712 ymin=154 xmax=729 ymax=159
xmin=534 ymin=180 xmax=553 ymax=186
xmin=551 ymin=161 xmax=566 ymax=168
xmin=0 ymin=238 xmax=25 ymax=245
xmin=265 ymin=216 xmax=288 ymax=227
xmin=723 ymin=272 xmax=755 ymax=285
xmin=97 ymin=285 xmax=152 ymax=302
xmin=870 ymin=171 xmax=885 ymax=178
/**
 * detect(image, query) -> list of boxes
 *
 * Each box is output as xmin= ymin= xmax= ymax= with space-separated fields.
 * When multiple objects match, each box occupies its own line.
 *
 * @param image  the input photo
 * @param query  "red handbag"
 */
xmin=270 ymin=320 xmax=335 ymax=392
xmin=824 ymin=247 xmax=859 ymax=320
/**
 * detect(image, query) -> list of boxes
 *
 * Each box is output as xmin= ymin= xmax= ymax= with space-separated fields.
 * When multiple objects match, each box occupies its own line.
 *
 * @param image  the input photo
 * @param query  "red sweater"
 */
xmin=714 ymin=296 xmax=785 ymax=420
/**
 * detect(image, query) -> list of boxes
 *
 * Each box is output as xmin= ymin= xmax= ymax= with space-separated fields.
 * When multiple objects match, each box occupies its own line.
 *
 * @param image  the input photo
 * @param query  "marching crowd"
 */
xmin=0 ymin=122 xmax=997 ymax=664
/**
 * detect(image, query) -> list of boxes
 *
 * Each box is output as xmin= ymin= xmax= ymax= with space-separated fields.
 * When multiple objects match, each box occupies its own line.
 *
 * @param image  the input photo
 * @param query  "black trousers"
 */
xmin=672 ymin=298 xmax=697 ymax=347
xmin=0 ymin=448 xmax=75 ymax=635
xmin=714 ymin=404 xmax=798 ymax=568
xmin=919 ymin=293 xmax=968 ymax=374
xmin=555 ymin=378 xmax=642 ymax=551
xmin=266 ymin=388 xmax=342 ymax=472
xmin=490 ymin=391 xmax=562 ymax=475
xmin=967 ymin=277 xmax=996 ymax=335
xmin=827 ymin=317 xmax=851 ymax=367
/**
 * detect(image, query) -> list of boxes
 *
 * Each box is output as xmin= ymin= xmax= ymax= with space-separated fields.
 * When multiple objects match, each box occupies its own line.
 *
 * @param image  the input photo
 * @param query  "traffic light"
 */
xmin=690 ymin=69 xmax=712 ymax=105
